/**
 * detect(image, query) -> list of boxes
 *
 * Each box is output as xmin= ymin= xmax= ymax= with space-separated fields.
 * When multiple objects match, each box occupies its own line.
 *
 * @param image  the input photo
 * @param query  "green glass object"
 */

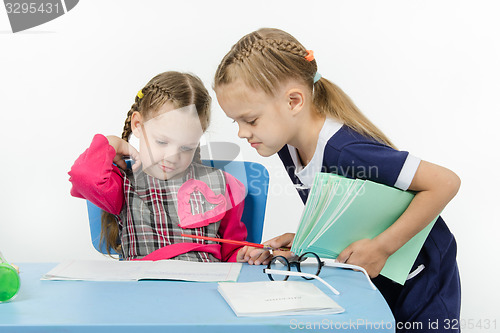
xmin=0 ymin=252 xmax=20 ymax=302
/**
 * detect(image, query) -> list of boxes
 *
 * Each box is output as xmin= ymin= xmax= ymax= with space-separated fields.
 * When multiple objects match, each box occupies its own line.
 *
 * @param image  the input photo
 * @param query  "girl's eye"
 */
xmin=247 ymin=119 xmax=257 ymax=125
xmin=180 ymin=146 xmax=195 ymax=152
xmin=156 ymin=140 xmax=168 ymax=145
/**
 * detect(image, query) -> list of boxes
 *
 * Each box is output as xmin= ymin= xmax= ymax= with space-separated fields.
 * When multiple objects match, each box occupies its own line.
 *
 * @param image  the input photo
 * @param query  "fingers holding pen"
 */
xmin=266 ymin=233 xmax=295 ymax=249
xmin=236 ymin=246 xmax=273 ymax=266
xmin=264 ymin=233 xmax=296 ymax=259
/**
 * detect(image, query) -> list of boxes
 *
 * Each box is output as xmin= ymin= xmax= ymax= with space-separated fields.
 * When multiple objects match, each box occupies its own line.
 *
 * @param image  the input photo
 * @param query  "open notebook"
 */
xmin=218 ymin=281 xmax=344 ymax=317
xmin=42 ymin=260 xmax=242 ymax=282
xmin=291 ymin=173 xmax=438 ymax=285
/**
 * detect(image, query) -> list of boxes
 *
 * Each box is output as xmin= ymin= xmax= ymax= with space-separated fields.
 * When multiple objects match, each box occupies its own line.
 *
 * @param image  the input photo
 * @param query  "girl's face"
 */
xmin=215 ymin=80 xmax=297 ymax=157
xmin=132 ymin=102 xmax=203 ymax=180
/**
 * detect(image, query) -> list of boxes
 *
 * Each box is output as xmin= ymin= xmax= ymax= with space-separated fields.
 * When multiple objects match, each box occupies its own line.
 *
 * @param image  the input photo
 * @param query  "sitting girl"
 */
xmin=69 ymin=71 xmax=248 ymax=262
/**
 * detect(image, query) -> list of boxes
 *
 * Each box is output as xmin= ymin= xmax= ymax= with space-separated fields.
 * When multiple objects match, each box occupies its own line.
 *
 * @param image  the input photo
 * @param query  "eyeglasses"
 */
xmin=265 ymin=252 xmax=324 ymax=281
xmin=263 ymin=252 xmax=378 ymax=295
xmin=263 ymin=252 xmax=340 ymax=295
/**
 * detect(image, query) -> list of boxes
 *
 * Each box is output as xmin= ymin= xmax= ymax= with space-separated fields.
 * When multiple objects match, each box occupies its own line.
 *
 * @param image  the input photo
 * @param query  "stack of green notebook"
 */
xmin=291 ymin=173 xmax=438 ymax=285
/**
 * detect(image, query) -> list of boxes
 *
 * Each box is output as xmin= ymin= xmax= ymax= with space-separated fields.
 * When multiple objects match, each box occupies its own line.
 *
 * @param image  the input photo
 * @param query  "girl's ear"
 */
xmin=130 ymin=112 xmax=143 ymax=138
xmin=287 ymin=89 xmax=305 ymax=116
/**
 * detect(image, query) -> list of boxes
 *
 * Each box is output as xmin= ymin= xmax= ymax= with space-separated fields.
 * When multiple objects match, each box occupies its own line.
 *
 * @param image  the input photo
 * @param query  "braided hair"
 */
xmin=101 ymin=71 xmax=211 ymax=255
xmin=214 ymin=28 xmax=395 ymax=148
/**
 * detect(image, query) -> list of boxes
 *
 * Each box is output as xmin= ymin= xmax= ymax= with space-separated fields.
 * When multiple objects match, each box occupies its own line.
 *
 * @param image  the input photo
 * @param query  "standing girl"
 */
xmin=214 ymin=28 xmax=460 ymax=332
xmin=69 ymin=71 xmax=248 ymax=262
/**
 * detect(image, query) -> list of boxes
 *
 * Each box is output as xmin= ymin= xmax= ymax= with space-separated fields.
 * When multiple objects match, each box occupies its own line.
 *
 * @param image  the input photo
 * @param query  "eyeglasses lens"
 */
xmin=268 ymin=256 xmax=290 ymax=281
xmin=297 ymin=253 xmax=321 ymax=278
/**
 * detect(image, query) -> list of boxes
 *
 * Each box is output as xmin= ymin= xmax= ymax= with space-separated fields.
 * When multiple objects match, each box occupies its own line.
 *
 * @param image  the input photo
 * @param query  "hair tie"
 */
xmin=313 ymin=72 xmax=322 ymax=83
xmin=305 ymin=50 xmax=315 ymax=62
xmin=137 ymin=90 xmax=144 ymax=99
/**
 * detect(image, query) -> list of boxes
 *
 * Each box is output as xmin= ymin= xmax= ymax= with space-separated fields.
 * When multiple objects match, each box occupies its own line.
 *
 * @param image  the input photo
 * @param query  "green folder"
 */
xmin=291 ymin=173 xmax=437 ymax=285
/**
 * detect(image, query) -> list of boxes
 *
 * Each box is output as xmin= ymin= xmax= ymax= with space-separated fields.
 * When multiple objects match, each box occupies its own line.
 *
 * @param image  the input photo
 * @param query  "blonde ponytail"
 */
xmin=313 ymin=78 xmax=395 ymax=148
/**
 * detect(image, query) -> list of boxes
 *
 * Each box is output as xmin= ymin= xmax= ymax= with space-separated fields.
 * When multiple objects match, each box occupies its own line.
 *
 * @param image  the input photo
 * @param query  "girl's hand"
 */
xmin=336 ymin=238 xmax=390 ymax=278
xmin=265 ymin=233 xmax=296 ymax=259
xmin=106 ymin=135 xmax=141 ymax=172
xmin=236 ymin=246 xmax=273 ymax=265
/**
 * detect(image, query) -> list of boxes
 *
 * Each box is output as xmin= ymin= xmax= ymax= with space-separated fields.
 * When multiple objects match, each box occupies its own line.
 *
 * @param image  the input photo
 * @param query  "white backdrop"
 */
xmin=1 ymin=1 xmax=499 ymax=331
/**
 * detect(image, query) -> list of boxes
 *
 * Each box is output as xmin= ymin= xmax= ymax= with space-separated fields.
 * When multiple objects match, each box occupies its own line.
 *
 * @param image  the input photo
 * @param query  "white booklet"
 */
xmin=218 ymin=281 xmax=344 ymax=317
xmin=42 ymin=260 xmax=242 ymax=282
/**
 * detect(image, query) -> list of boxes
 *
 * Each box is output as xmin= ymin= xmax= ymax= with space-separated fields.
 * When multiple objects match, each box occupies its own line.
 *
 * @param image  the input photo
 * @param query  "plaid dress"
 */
xmin=117 ymin=163 xmax=227 ymax=262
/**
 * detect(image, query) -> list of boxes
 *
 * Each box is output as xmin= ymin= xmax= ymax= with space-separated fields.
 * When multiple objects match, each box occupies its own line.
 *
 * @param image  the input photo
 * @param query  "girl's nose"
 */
xmin=237 ymin=124 xmax=251 ymax=139
xmin=163 ymin=147 xmax=180 ymax=164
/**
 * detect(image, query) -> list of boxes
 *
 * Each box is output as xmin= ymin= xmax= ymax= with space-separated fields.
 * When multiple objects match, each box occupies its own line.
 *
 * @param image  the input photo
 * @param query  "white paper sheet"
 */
xmin=42 ymin=260 xmax=242 ymax=282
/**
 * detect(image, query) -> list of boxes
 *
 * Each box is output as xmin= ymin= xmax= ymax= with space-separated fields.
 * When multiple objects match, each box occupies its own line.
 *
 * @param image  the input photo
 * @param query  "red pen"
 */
xmin=180 ymin=234 xmax=290 ymax=251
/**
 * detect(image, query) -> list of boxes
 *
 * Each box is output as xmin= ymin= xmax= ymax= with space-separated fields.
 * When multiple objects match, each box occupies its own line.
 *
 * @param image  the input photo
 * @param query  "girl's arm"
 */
xmin=336 ymin=160 xmax=460 ymax=277
xmin=68 ymin=134 xmax=134 ymax=215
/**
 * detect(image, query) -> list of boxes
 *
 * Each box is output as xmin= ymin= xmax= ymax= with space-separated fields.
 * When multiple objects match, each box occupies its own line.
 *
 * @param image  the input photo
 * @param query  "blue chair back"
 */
xmin=87 ymin=160 xmax=269 ymax=255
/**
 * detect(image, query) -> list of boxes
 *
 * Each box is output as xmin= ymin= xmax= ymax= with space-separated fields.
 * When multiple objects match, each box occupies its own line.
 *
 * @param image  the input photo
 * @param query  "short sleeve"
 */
xmin=337 ymin=143 xmax=420 ymax=190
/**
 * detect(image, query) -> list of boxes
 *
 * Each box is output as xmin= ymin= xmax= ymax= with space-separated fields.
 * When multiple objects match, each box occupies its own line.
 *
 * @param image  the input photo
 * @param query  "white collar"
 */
xmin=287 ymin=117 xmax=343 ymax=188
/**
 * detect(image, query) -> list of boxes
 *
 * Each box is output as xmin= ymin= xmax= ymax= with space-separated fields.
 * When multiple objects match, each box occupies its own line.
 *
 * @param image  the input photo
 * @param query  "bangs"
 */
xmin=228 ymin=53 xmax=302 ymax=96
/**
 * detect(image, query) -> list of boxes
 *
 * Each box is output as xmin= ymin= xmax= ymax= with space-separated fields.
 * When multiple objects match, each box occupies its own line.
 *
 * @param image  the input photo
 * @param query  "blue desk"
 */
xmin=0 ymin=263 xmax=394 ymax=332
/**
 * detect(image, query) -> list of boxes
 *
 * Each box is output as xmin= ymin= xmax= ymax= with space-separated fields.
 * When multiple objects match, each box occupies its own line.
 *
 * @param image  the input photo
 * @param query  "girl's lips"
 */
xmin=159 ymin=164 xmax=175 ymax=172
xmin=250 ymin=142 xmax=261 ymax=148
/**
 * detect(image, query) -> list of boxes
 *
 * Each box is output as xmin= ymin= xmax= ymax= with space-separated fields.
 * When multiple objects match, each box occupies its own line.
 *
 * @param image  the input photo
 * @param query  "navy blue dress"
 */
xmin=278 ymin=121 xmax=461 ymax=332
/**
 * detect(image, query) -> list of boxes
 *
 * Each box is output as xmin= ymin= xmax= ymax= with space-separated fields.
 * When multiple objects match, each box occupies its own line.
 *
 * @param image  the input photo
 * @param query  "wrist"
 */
xmin=372 ymin=234 xmax=398 ymax=257
xmin=105 ymin=135 xmax=120 ymax=153
xmin=105 ymin=135 xmax=118 ymax=143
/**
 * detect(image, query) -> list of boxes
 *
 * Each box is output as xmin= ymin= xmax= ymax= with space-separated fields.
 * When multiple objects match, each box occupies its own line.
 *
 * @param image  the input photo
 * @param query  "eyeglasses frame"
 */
xmin=265 ymin=251 xmax=325 ymax=281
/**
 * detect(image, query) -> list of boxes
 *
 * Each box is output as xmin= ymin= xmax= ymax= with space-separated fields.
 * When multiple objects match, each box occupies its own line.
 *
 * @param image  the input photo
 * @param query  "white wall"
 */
xmin=1 ymin=1 xmax=498 ymax=331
